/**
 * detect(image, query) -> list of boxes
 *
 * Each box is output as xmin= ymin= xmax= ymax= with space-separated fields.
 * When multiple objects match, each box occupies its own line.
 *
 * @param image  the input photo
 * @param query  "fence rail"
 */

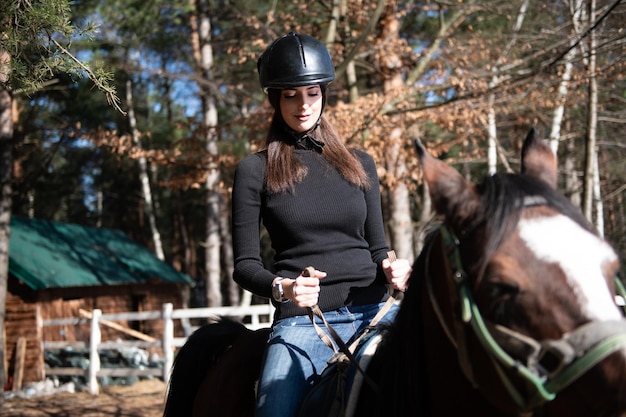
xmin=42 ymin=303 xmax=274 ymax=395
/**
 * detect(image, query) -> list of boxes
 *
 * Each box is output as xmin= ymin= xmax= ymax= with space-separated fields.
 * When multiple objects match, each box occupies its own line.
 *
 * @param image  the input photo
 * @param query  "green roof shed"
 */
xmin=9 ymin=216 xmax=193 ymax=290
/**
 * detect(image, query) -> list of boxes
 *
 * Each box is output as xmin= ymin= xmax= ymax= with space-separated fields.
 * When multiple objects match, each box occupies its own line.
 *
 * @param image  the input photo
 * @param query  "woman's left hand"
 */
xmin=382 ymin=257 xmax=412 ymax=292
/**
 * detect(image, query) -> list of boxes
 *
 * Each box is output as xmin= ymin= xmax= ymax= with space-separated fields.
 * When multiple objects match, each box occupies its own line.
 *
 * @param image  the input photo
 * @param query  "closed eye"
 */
xmin=282 ymin=86 xmax=321 ymax=99
xmin=283 ymin=93 xmax=319 ymax=99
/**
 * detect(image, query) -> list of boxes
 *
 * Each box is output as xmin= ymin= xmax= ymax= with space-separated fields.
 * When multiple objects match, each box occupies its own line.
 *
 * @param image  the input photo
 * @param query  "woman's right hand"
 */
xmin=285 ymin=268 xmax=326 ymax=308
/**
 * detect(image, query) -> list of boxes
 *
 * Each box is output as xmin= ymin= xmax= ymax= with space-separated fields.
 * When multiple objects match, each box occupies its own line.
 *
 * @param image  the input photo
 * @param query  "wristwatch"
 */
xmin=272 ymin=277 xmax=287 ymax=303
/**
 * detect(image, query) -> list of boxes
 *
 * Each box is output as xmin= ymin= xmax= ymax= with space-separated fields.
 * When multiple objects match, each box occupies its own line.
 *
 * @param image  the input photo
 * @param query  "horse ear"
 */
xmin=414 ymin=139 xmax=479 ymax=220
xmin=521 ymin=128 xmax=558 ymax=189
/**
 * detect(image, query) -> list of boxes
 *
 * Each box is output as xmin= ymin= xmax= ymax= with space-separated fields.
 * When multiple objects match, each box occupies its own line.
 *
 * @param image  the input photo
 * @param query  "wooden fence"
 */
xmin=42 ymin=303 xmax=274 ymax=395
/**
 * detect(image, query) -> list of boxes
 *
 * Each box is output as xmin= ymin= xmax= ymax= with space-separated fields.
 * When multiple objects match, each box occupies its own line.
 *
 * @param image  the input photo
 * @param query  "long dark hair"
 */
xmin=263 ymin=88 xmax=371 ymax=194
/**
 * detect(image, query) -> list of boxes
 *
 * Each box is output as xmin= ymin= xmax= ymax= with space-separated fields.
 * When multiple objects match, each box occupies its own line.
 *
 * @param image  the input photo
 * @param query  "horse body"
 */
xmin=163 ymin=318 xmax=269 ymax=417
xmin=164 ymin=129 xmax=626 ymax=417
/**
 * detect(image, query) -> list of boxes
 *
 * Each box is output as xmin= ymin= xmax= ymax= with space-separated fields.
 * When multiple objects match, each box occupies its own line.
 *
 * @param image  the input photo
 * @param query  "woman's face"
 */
xmin=279 ymin=85 xmax=323 ymax=133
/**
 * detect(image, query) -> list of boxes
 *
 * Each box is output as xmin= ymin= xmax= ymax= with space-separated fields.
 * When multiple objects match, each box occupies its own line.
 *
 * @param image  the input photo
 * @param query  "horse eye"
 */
xmin=485 ymin=281 xmax=520 ymax=299
xmin=481 ymin=280 xmax=520 ymax=321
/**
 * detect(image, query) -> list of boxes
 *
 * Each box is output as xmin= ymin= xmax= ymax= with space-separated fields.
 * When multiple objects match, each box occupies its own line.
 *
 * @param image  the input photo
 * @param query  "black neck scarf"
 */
xmin=284 ymin=120 xmax=325 ymax=153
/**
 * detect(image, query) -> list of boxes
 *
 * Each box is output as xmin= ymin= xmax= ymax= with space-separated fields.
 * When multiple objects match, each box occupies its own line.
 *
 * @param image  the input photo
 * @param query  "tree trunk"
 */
xmin=0 ymin=48 xmax=13 ymax=394
xmin=191 ymin=0 xmax=222 ymax=307
xmin=126 ymin=76 xmax=165 ymax=260
xmin=548 ymin=59 xmax=573 ymax=156
xmin=593 ymin=152 xmax=603 ymax=237
xmin=487 ymin=0 xmax=529 ymax=174
xmin=379 ymin=4 xmax=414 ymax=262
xmin=582 ymin=0 xmax=598 ymax=223
xmin=387 ymin=127 xmax=414 ymax=262
xmin=563 ymin=0 xmax=587 ymax=205
xmin=487 ymin=92 xmax=497 ymax=175
xmin=565 ymin=133 xmax=581 ymax=206
xmin=324 ymin=0 xmax=340 ymax=46
xmin=339 ymin=0 xmax=359 ymax=103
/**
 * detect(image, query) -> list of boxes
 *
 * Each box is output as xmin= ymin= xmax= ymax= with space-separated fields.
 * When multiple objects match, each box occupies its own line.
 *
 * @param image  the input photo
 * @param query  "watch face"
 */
xmin=272 ymin=282 xmax=281 ymax=301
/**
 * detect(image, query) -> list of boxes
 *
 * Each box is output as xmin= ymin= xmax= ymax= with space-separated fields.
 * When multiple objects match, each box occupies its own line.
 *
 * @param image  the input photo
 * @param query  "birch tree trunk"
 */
xmin=486 ymin=92 xmax=497 ymax=175
xmin=582 ymin=0 xmax=599 ymax=225
xmin=191 ymin=0 xmax=222 ymax=307
xmin=563 ymin=0 xmax=587 ymax=205
xmin=548 ymin=57 xmax=574 ymax=156
xmin=593 ymin=154 xmax=604 ymax=237
xmin=126 ymin=76 xmax=165 ymax=260
xmin=486 ymin=0 xmax=529 ymax=174
xmin=325 ymin=0 xmax=340 ymax=46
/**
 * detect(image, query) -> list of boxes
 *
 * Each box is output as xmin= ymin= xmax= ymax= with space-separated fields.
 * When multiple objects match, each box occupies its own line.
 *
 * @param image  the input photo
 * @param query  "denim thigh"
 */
xmin=255 ymin=302 xmax=398 ymax=417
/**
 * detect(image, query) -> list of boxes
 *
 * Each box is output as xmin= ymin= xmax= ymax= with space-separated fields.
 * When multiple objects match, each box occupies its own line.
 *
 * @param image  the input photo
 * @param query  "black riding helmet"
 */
xmin=257 ymin=32 xmax=335 ymax=92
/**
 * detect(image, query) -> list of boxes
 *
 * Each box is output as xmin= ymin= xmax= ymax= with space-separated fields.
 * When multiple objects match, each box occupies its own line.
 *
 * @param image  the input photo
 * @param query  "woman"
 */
xmin=231 ymin=32 xmax=412 ymax=417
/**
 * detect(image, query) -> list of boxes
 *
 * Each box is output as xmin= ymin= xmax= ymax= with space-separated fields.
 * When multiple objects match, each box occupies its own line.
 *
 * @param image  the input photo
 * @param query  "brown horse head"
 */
xmin=415 ymin=128 xmax=626 ymax=416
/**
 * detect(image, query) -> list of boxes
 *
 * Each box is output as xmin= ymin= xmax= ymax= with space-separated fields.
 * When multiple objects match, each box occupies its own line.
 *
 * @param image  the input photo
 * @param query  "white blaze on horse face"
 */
xmin=518 ymin=214 xmax=621 ymax=321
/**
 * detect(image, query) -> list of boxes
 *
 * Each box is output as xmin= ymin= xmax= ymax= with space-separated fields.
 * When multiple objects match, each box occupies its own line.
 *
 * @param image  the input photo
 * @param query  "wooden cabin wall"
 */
xmin=5 ymin=291 xmax=44 ymax=385
xmin=38 ymin=283 xmax=188 ymax=342
xmin=7 ymin=276 xmax=189 ymax=384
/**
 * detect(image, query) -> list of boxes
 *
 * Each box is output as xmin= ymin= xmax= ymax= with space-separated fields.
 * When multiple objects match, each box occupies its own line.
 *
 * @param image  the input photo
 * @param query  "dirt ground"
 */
xmin=0 ymin=379 xmax=167 ymax=417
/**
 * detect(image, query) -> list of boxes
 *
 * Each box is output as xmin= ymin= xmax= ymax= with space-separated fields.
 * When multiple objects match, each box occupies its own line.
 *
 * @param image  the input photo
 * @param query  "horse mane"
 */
xmin=363 ymin=230 xmax=435 ymax=416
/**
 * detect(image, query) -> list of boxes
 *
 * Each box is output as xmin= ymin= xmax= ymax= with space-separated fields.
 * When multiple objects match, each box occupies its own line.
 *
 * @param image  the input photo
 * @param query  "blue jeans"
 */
xmin=255 ymin=302 xmax=398 ymax=417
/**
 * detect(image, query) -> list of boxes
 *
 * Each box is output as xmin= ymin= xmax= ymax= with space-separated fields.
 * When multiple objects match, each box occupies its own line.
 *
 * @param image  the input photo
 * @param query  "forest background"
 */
xmin=0 ymin=0 xmax=624 ymax=385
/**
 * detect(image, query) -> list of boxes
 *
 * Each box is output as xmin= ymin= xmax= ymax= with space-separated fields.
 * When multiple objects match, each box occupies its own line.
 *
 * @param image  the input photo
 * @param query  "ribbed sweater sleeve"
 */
xmin=231 ymin=148 xmax=391 ymax=319
xmin=231 ymin=153 xmax=276 ymax=298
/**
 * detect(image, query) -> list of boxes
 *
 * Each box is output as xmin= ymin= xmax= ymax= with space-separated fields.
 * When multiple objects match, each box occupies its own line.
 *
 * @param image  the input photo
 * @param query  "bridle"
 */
xmin=425 ymin=217 xmax=626 ymax=413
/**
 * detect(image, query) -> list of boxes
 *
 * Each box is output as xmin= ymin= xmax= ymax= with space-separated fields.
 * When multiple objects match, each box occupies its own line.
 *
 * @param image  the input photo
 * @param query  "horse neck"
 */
xmin=417 ymin=228 xmax=525 ymax=416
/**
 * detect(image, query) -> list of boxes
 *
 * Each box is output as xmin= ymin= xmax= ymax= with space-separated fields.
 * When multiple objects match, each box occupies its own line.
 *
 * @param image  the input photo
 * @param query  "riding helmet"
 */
xmin=257 ymin=32 xmax=335 ymax=92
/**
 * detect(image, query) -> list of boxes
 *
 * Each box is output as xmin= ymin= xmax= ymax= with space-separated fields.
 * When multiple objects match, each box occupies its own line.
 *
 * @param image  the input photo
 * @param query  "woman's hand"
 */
xmin=284 ymin=268 xmax=327 ymax=308
xmin=382 ymin=257 xmax=412 ymax=292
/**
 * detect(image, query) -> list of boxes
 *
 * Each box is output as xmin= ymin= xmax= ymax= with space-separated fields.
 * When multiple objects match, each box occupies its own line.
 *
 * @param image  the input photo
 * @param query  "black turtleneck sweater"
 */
xmin=231 ymin=148 xmax=391 ymax=319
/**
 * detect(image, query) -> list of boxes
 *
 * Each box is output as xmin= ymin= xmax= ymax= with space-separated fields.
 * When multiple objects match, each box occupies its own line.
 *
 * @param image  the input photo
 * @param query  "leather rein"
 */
xmin=303 ymin=257 xmax=400 ymax=392
xmin=425 ymin=217 xmax=626 ymax=413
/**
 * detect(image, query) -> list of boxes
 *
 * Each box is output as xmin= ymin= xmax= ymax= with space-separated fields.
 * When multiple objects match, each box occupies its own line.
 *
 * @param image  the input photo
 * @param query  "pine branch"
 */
xmin=50 ymin=38 xmax=126 ymax=115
